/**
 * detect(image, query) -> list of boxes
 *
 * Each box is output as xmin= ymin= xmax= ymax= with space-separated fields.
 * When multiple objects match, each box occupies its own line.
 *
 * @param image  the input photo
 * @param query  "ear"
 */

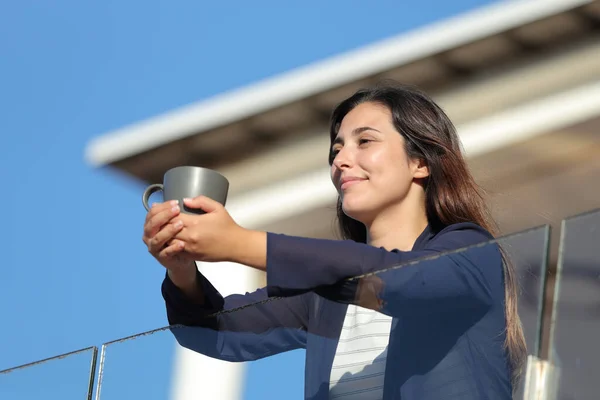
xmin=412 ymin=158 xmax=430 ymax=179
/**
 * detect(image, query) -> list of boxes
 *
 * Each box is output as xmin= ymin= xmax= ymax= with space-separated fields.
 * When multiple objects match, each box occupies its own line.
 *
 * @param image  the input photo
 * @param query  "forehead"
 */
xmin=336 ymin=102 xmax=392 ymax=136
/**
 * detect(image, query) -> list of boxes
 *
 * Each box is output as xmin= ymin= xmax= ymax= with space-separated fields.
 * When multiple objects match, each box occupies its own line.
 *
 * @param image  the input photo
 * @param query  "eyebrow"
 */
xmin=332 ymin=126 xmax=381 ymax=146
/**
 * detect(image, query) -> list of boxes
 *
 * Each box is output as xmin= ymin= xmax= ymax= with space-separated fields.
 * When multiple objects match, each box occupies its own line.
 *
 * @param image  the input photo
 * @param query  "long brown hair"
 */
xmin=328 ymin=81 xmax=526 ymax=390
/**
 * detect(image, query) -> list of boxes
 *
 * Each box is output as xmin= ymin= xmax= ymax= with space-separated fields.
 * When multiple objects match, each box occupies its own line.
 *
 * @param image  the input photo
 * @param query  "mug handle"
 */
xmin=142 ymin=183 xmax=164 ymax=211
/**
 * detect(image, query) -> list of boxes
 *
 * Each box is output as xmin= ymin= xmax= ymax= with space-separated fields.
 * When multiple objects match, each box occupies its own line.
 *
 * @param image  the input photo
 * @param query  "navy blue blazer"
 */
xmin=162 ymin=222 xmax=513 ymax=399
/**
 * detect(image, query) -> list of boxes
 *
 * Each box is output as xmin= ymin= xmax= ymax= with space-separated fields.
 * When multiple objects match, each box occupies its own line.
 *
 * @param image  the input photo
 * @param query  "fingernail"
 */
xmin=170 ymin=200 xmax=179 ymax=205
xmin=172 ymin=205 xmax=180 ymax=213
xmin=174 ymin=220 xmax=183 ymax=228
xmin=183 ymin=198 xmax=191 ymax=202
xmin=151 ymin=203 xmax=157 ymax=208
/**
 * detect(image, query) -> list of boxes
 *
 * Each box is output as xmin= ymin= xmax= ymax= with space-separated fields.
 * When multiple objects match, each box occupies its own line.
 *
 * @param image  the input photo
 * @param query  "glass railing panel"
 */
xmin=97 ymin=227 xmax=549 ymax=399
xmin=95 ymin=325 xmax=304 ymax=399
xmin=549 ymin=209 xmax=600 ymax=400
xmin=0 ymin=346 xmax=97 ymax=400
xmin=500 ymin=225 xmax=550 ymax=358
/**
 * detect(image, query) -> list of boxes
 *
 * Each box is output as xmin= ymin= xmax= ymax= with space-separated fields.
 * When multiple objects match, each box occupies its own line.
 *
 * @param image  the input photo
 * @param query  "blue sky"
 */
xmin=0 ymin=0 xmax=497 ymax=398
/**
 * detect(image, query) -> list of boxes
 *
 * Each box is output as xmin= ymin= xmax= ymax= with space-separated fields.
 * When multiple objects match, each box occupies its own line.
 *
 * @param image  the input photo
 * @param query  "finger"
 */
xmin=183 ymin=196 xmax=221 ymax=213
xmin=143 ymin=202 xmax=181 ymax=240
xmin=147 ymin=220 xmax=184 ymax=254
xmin=144 ymin=206 xmax=179 ymax=244
xmin=159 ymin=239 xmax=185 ymax=258
xmin=144 ymin=200 xmax=179 ymax=224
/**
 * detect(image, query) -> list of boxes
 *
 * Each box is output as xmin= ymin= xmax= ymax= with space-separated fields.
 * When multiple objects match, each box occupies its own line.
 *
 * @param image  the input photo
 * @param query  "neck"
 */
xmin=365 ymin=196 xmax=428 ymax=252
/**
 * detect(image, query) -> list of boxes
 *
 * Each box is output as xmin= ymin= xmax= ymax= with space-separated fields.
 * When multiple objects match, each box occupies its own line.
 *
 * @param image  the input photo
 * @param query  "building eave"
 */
xmin=84 ymin=0 xmax=597 ymax=169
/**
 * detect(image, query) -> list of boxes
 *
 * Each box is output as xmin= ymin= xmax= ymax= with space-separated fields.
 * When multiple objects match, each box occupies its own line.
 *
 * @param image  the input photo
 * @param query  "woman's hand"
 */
xmin=172 ymin=196 xmax=248 ymax=263
xmin=142 ymin=200 xmax=197 ymax=284
xmin=174 ymin=197 xmax=267 ymax=269
xmin=144 ymin=195 xmax=268 ymax=270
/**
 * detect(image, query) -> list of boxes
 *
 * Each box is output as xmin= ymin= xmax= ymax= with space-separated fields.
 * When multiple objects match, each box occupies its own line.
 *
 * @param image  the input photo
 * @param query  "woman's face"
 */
xmin=330 ymin=102 xmax=428 ymax=224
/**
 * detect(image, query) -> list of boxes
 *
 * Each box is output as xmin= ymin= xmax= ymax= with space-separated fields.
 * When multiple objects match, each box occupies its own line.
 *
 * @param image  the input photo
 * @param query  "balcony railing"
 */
xmin=1 ymin=208 xmax=599 ymax=400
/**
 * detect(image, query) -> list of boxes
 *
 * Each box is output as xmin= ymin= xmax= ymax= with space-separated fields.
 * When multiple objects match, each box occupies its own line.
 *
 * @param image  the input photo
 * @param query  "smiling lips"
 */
xmin=340 ymin=176 xmax=367 ymax=190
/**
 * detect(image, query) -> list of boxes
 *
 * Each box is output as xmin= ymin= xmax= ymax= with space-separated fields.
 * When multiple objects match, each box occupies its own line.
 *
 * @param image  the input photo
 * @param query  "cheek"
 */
xmin=362 ymin=148 xmax=398 ymax=181
xmin=360 ymin=148 xmax=385 ymax=172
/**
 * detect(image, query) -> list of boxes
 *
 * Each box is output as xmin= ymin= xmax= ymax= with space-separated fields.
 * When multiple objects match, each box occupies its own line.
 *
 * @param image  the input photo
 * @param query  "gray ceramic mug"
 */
xmin=142 ymin=166 xmax=229 ymax=214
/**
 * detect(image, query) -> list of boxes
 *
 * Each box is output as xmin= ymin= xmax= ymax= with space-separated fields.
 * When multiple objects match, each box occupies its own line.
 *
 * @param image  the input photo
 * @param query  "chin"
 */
xmin=341 ymin=199 xmax=375 ymax=225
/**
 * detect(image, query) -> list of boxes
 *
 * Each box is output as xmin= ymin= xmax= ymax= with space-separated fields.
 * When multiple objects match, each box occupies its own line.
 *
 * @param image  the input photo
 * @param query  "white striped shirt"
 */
xmin=329 ymin=304 xmax=393 ymax=399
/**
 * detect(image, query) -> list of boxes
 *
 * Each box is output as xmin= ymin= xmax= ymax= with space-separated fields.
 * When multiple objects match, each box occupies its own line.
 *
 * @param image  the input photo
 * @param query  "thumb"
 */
xmin=183 ymin=196 xmax=222 ymax=213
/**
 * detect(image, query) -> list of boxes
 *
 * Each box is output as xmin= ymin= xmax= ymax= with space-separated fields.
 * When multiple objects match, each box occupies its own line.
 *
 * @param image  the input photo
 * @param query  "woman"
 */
xmin=142 ymin=82 xmax=526 ymax=399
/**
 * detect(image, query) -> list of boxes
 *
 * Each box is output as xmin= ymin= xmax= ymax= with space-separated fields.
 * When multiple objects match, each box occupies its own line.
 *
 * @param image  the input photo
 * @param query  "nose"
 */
xmin=332 ymin=146 xmax=353 ymax=170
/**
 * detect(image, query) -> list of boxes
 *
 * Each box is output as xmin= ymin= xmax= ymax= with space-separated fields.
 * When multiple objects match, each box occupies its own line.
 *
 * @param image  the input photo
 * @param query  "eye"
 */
xmin=358 ymin=138 xmax=372 ymax=146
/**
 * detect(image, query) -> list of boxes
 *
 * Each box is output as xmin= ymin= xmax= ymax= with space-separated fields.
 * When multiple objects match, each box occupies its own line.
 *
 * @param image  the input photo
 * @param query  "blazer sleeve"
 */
xmin=266 ymin=223 xmax=504 ymax=317
xmin=162 ymin=270 xmax=309 ymax=362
